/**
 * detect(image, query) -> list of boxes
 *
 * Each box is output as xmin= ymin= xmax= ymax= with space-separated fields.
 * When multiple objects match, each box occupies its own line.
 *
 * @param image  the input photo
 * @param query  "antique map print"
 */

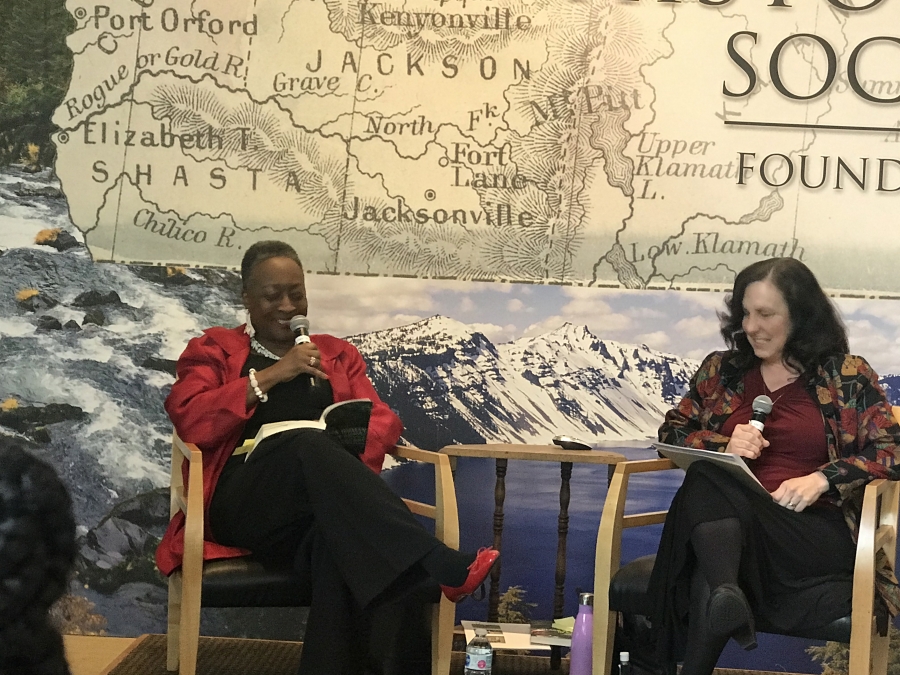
xmin=55 ymin=0 xmax=900 ymax=293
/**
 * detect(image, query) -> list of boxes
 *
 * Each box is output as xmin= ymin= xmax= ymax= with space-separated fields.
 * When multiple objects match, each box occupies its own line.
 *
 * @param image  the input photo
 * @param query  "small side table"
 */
xmin=439 ymin=442 xmax=637 ymax=669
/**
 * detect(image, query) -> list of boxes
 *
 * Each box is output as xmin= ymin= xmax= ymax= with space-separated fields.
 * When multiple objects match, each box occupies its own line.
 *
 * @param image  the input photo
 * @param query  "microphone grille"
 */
xmin=289 ymin=315 xmax=310 ymax=333
xmin=752 ymin=395 xmax=773 ymax=415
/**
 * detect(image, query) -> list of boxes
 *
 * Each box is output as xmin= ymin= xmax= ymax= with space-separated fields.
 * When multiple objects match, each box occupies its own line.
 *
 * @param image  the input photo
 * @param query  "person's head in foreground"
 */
xmin=719 ymin=257 xmax=848 ymax=375
xmin=0 ymin=443 xmax=75 ymax=675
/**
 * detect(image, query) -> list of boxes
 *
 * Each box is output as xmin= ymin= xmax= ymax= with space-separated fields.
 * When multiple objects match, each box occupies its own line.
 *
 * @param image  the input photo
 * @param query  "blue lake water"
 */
xmin=384 ymin=445 xmax=844 ymax=673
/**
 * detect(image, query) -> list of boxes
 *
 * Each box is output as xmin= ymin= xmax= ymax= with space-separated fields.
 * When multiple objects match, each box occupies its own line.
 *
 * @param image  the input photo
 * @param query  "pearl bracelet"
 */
xmin=248 ymin=368 xmax=268 ymax=403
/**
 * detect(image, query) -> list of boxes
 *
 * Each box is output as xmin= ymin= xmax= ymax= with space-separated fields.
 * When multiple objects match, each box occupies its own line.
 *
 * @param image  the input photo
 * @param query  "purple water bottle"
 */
xmin=569 ymin=592 xmax=594 ymax=675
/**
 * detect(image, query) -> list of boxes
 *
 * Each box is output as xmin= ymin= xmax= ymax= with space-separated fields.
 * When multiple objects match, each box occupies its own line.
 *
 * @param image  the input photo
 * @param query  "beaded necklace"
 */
xmin=250 ymin=337 xmax=283 ymax=361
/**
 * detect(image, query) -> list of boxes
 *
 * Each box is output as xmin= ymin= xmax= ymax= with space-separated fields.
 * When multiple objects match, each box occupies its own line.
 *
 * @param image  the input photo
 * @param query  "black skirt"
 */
xmin=647 ymin=461 xmax=856 ymax=663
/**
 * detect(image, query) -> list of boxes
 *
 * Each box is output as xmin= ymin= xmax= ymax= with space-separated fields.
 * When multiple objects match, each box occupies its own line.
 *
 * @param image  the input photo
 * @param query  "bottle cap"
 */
xmin=620 ymin=651 xmax=630 ymax=663
xmin=475 ymin=628 xmax=488 ymax=637
xmin=579 ymin=592 xmax=594 ymax=606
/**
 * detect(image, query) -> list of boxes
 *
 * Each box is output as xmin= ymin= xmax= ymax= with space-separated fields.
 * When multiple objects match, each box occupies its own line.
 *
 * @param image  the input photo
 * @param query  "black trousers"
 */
xmin=208 ymin=429 xmax=442 ymax=675
xmin=648 ymin=461 xmax=856 ymax=665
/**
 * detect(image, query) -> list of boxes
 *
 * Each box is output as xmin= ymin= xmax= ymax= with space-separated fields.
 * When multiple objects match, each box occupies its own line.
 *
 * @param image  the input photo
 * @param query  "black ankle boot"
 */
xmin=707 ymin=584 xmax=757 ymax=650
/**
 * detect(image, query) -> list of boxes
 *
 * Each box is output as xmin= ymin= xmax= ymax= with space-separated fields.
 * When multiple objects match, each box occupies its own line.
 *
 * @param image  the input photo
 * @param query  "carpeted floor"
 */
xmin=105 ymin=634 xmax=807 ymax=675
xmin=105 ymin=634 xmax=571 ymax=675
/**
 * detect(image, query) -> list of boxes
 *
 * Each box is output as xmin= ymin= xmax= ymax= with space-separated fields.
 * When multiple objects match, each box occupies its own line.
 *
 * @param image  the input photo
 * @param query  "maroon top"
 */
xmin=720 ymin=366 xmax=829 ymax=493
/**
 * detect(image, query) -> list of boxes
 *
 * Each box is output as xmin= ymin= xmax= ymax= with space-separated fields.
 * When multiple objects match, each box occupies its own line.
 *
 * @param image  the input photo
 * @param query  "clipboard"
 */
xmin=652 ymin=441 xmax=770 ymax=497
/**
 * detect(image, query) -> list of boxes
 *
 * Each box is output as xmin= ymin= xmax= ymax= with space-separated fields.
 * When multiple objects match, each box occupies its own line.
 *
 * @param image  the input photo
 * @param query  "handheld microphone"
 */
xmin=750 ymin=395 xmax=773 ymax=432
xmin=289 ymin=315 xmax=311 ymax=345
xmin=289 ymin=315 xmax=316 ymax=387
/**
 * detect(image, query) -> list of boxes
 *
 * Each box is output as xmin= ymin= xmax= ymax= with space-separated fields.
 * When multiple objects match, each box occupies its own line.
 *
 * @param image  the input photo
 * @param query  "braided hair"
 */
xmin=0 ymin=444 xmax=76 ymax=675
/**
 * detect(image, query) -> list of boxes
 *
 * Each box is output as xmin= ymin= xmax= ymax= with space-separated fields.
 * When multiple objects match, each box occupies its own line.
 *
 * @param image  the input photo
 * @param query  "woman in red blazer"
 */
xmin=156 ymin=240 xmax=497 ymax=675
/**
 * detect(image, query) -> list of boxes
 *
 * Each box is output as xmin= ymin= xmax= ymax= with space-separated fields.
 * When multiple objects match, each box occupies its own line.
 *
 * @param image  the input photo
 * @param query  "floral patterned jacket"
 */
xmin=660 ymin=350 xmax=900 ymax=613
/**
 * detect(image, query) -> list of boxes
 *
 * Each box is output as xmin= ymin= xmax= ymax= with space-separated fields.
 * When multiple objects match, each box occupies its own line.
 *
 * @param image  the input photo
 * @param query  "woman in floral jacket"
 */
xmin=649 ymin=257 xmax=900 ymax=675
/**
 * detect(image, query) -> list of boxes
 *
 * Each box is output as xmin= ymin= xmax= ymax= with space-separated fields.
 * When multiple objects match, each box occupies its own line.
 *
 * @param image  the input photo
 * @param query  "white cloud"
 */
xmin=307 ymin=275 xmax=435 ymax=312
xmin=635 ymin=331 xmax=671 ymax=350
xmin=679 ymin=290 xmax=730 ymax=312
xmin=551 ymin=291 xmax=631 ymax=333
xmin=674 ymin=315 xmax=720 ymax=339
xmin=302 ymin=276 xmax=440 ymax=336
xmin=521 ymin=316 xmax=568 ymax=338
xmin=837 ymin=298 xmax=900 ymax=328
xmin=626 ymin=307 xmax=668 ymax=320
xmin=470 ymin=323 xmax=519 ymax=344
xmin=391 ymin=313 xmax=429 ymax=325
xmin=459 ymin=297 xmax=475 ymax=313
xmin=507 ymin=298 xmax=524 ymax=313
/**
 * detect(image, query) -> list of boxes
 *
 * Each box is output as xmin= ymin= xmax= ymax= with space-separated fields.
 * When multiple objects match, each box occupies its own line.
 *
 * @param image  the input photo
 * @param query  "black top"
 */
xmin=239 ymin=353 xmax=335 ymax=444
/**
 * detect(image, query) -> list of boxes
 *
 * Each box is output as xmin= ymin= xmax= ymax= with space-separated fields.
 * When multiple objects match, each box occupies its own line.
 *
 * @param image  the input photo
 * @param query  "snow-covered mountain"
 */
xmin=351 ymin=316 xmax=698 ymax=450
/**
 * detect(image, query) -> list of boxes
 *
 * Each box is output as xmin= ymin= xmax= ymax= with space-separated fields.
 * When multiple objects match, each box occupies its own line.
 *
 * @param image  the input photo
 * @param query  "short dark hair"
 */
xmin=240 ymin=241 xmax=303 ymax=290
xmin=719 ymin=258 xmax=848 ymax=375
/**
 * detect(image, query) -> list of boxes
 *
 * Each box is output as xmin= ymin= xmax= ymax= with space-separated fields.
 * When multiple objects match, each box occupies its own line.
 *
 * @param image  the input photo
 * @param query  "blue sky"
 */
xmin=304 ymin=274 xmax=900 ymax=374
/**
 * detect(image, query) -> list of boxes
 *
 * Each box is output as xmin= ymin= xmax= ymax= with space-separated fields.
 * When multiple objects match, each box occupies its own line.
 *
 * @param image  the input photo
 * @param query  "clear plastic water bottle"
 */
xmin=464 ymin=627 xmax=493 ymax=674
xmin=569 ymin=592 xmax=594 ymax=675
xmin=619 ymin=651 xmax=633 ymax=675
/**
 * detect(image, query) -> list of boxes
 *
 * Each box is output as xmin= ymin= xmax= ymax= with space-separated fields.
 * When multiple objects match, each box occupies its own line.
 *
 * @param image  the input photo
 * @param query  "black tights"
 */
xmin=681 ymin=517 xmax=743 ymax=675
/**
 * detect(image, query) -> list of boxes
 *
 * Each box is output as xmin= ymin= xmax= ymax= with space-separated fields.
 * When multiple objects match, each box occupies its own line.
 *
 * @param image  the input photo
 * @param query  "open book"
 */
xmin=653 ymin=441 xmax=770 ymax=496
xmin=244 ymin=398 xmax=373 ymax=460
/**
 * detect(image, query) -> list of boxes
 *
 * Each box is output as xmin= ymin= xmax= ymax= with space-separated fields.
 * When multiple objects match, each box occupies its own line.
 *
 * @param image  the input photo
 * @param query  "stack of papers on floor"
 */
xmin=461 ymin=619 xmax=577 ymax=650
xmin=530 ymin=617 xmax=574 ymax=646
xmin=461 ymin=621 xmax=550 ymax=650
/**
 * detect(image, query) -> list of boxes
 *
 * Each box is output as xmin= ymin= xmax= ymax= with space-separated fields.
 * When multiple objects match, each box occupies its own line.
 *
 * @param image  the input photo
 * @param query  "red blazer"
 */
xmin=155 ymin=326 xmax=403 ymax=576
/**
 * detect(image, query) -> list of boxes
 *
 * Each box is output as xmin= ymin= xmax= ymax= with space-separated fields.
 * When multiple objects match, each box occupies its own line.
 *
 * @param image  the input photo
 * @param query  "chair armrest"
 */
xmin=855 ymin=480 xmax=899 ymax=575
xmin=849 ymin=479 xmax=899 ymax=673
xmin=171 ymin=434 xmax=205 ymax=587
xmin=593 ymin=458 xmax=679 ymax=675
xmin=393 ymin=445 xmax=446 ymax=464
xmin=390 ymin=446 xmax=460 ymax=550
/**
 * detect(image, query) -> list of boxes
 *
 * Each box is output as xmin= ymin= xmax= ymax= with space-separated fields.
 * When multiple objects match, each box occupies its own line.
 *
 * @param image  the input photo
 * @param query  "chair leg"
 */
xmin=848 ymin=615 xmax=875 ymax=675
xmin=593 ymin=610 xmax=618 ymax=675
xmin=166 ymin=573 xmax=182 ymax=672
xmin=871 ymin=629 xmax=890 ymax=675
xmin=178 ymin=570 xmax=202 ymax=675
xmin=432 ymin=597 xmax=455 ymax=675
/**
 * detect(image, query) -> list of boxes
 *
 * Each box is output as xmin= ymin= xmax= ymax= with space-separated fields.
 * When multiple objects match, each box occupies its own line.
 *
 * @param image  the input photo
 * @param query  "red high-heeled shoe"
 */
xmin=440 ymin=547 xmax=500 ymax=603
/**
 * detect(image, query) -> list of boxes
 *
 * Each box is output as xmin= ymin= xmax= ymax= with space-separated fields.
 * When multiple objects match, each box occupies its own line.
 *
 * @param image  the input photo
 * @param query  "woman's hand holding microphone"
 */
xmin=247 ymin=342 xmax=328 ymax=406
xmin=724 ymin=423 xmax=769 ymax=459
xmin=269 ymin=342 xmax=328 ymax=384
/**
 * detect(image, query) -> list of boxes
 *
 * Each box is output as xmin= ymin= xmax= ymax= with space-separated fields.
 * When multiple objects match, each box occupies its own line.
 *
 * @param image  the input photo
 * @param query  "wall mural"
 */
xmin=50 ymin=0 xmax=900 ymax=292
xmin=3 ymin=0 xmax=900 ymax=672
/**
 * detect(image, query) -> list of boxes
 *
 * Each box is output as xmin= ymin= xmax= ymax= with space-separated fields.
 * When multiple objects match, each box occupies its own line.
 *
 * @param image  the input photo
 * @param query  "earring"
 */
xmin=243 ymin=309 xmax=255 ymax=337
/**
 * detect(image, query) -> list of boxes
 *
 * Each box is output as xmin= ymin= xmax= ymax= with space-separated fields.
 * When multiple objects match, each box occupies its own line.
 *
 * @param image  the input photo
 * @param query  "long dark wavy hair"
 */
xmin=0 ymin=444 xmax=76 ymax=675
xmin=719 ymin=258 xmax=848 ymax=377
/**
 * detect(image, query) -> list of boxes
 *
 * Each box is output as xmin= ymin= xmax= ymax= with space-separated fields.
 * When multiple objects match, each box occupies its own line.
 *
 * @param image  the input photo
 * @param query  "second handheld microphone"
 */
xmin=749 ymin=394 xmax=773 ymax=432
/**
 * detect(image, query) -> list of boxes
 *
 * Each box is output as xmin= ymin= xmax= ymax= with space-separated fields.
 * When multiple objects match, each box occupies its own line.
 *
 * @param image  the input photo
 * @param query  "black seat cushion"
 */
xmin=609 ymin=554 xmax=853 ymax=643
xmin=202 ymin=556 xmax=311 ymax=607
xmin=200 ymin=556 xmax=443 ymax=608
xmin=609 ymin=555 xmax=657 ymax=617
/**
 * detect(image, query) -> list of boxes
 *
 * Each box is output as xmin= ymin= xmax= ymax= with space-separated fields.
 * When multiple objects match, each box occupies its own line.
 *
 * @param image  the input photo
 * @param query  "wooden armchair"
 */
xmin=592 ymin=457 xmax=900 ymax=675
xmin=165 ymin=434 xmax=459 ymax=675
